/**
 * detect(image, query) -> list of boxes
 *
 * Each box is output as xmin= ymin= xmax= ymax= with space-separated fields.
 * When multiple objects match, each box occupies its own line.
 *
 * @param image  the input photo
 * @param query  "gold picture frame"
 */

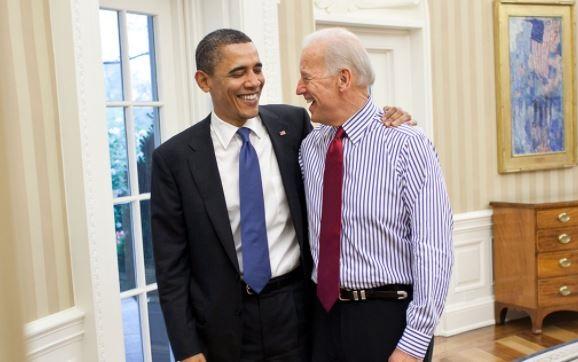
xmin=494 ymin=0 xmax=576 ymax=173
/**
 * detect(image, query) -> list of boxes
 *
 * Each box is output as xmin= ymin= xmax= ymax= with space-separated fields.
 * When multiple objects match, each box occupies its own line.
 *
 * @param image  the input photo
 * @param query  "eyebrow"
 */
xmin=228 ymin=62 xmax=263 ymax=75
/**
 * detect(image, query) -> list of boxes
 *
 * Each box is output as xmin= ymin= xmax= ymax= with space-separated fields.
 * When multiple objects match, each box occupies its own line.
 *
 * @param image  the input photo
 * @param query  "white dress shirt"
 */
xmin=210 ymin=113 xmax=300 ymax=278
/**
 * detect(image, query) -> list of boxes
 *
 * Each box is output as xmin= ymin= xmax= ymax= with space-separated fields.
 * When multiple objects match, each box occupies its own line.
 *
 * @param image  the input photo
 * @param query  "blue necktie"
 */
xmin=237 ymin=127 xmax=271 ymax=293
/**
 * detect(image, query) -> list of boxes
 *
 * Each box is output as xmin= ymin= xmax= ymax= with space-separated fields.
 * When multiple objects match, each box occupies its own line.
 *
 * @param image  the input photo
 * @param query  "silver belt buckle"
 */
xmin=397 ymin=290 xmax=408 ymax=300
xmin=338 ymin=290 xmax=351 ymax=301
xmin=338 ymin=289 xmax=367 ymax=302
xmin=245 ymin=284 xmax=254 ymax=295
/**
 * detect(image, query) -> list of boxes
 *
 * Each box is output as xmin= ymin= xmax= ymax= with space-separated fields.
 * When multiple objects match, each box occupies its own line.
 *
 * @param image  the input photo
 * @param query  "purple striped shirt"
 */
xmin=299 ymin=97 xmax=453 ymax=359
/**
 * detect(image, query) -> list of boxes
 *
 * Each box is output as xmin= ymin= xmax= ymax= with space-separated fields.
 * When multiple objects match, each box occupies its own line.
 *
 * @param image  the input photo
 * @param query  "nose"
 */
xmin=295 ymin=78 xmax=306 ymax=95
xmin=245 ymin=71 xmax=262 ymax=89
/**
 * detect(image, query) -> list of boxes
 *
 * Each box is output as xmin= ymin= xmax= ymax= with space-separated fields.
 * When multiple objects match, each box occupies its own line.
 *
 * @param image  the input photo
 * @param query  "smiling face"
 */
xmin=295 ymin=45 xmax=340 ymax=124
xmin=195 ymin=42 xmax=264 ymax=127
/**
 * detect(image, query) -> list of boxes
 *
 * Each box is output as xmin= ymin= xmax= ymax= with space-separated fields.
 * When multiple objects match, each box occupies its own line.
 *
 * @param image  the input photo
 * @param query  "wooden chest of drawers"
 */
xmin=490 ymin=200 xmax=578 ymax=333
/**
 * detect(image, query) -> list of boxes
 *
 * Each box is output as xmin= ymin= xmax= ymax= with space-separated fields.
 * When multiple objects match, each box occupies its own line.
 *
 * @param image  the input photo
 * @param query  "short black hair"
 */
xmin=195 ymin=29 xmax=253 ymax=75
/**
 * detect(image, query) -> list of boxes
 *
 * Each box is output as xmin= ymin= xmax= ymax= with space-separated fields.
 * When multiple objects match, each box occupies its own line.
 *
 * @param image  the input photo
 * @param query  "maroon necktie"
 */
xmin=317 ymin=127 xmax=346 ymax=312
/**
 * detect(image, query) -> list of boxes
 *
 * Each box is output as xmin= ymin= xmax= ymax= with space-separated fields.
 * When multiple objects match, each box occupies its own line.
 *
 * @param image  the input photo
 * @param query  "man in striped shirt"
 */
xmin=297 ymin=28 xmax=453 ymax=362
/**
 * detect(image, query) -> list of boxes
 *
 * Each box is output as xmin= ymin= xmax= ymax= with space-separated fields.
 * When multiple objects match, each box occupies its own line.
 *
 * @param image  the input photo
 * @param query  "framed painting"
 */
xmin=494 ymin=0 xmax=576 ymax=173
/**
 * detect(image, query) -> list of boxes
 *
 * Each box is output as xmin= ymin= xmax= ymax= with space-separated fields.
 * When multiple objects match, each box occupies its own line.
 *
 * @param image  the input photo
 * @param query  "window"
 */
xmin=99 ymin=8 xmax=174 ymax=362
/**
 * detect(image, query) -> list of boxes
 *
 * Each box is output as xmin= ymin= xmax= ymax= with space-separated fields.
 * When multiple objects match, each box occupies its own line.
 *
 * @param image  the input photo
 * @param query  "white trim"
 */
xmin=231 ymin=0 xmax=283 ymax=105
xmin=113 ymin=193 xmax=151 ymax=205
xmin=51 ymin=0 xmax=200 ymax=359
xmin=25 ymin=308 xmax=85 ymax=361
xmin=436 ymin=297 xmax=496 ymax=337
xmin=50 ymin=0 xmax=126 ymax=359
xmin=182 ymin=0 xmax=209 ymax=123
xmin=316 ymin=16 xmax=423 ymax=29
xmin=453 ymin=209 xmax=493 ymax=234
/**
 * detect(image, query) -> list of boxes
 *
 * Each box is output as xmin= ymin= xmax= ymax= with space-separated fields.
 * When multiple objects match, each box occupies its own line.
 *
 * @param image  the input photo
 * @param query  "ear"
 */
xmin=337 ymin=68 xmax=353 ymax=91
xmin=194 ymin=70 xmax=211 ymax=93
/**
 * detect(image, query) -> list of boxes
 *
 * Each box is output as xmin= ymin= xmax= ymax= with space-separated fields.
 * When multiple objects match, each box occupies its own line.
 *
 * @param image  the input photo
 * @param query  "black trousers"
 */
xmin=240 ymin=277 xmax=312 ymax=362
xmin=312 ymin=297 xmax=434 ymax=362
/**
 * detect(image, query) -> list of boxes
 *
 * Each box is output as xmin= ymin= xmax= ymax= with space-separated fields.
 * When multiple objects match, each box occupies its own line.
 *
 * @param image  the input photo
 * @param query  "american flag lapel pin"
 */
xmin=279 ymin=130 xmax=287 ymax=136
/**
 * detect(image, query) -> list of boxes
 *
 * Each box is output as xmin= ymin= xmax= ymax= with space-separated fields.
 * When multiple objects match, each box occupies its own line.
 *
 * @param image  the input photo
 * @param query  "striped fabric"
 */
xmin=299 ymin=97 xmax=453 ymax=358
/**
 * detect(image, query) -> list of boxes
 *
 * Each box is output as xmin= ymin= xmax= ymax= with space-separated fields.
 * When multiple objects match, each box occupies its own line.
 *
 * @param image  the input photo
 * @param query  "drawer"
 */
xmin=538 ymin=275 xmax=578 ymax=307
xmin=537 ymin=227 xmax=578 ymax=252
xmin=538 ymin=250 xmax=578 ymax=278
xmin=537 ymin=207 xmax=578 ymax=229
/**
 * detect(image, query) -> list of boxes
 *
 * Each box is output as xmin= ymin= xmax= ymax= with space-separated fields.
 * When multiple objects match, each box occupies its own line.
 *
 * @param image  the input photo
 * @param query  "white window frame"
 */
xmin=98 ymin=2 xmax=179 ymax=360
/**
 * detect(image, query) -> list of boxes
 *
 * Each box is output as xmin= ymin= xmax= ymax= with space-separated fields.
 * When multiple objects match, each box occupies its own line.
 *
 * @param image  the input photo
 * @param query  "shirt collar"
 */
xmin=340 ymin=96 xmax=381 ymax=144
xmin=210 ymin=112 xmax=264 ymax=149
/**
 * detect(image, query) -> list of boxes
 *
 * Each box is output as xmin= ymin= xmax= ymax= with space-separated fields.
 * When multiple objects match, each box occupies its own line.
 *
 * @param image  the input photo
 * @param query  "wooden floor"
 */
xmin=433 ymin=312 xmax=578 ymax=361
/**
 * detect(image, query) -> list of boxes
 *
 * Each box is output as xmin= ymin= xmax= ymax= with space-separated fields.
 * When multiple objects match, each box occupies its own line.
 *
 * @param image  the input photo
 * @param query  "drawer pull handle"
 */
xmin=559 ymin=234 xmax=572 ymax=244
xmin=559 ymin=258 xmax=572 ymax=268
xmin=558 ymin=212 xmax=571 ymax=223
xmin=560 ymin=285 xmax=572 ymax=297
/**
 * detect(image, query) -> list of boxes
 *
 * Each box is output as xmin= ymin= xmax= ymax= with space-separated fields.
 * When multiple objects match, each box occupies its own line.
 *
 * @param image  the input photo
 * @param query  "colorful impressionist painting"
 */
xmin=509 ymin=16 xmax=565 ymax=156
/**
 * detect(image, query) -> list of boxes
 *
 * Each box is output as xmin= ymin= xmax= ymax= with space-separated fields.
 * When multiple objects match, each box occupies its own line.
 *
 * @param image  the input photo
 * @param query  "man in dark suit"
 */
xmin=151 ymin=29 xmax=411 ymax=362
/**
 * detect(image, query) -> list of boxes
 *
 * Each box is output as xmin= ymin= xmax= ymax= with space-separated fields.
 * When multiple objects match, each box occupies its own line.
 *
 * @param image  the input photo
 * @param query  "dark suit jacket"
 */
xmin=151 ymin=104 xmax=312 ymax=361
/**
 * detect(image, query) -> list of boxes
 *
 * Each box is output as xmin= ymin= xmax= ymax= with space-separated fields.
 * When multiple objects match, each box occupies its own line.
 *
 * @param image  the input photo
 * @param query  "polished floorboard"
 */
xmin=433 ymin=312 xmax=578 ymax=361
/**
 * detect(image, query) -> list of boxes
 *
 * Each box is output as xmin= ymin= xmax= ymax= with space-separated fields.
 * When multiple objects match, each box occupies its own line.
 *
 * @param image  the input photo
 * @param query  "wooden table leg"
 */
xmin=530 ymin=310 xmax=545 ymax=334
xmin=495 ymin=303 xmax=508 ymax=325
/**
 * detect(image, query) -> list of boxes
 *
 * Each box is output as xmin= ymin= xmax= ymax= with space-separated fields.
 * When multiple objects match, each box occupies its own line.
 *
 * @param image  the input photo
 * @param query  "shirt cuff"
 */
xmin=396 ymin=326 xmax=432 ymax=359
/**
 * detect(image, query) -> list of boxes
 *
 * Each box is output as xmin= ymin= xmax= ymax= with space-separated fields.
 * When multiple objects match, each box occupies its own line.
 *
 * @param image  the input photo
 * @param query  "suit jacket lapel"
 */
xmin=259 ymin=107 xmax=306 ymax=250
xmin=187 ymin=116 xmax=239 ymax=272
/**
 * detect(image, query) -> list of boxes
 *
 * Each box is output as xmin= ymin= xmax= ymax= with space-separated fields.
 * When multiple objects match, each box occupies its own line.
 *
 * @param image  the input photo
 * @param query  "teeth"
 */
xmin=240 ymin=94 xmax=258 ymax=101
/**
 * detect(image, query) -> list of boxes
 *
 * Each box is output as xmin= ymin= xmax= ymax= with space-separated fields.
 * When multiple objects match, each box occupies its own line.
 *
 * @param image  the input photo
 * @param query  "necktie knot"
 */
xmin=237 ymin=127 xmax=251 ymax=143
xmin=335 ymin=127 xmax=346 ymax=140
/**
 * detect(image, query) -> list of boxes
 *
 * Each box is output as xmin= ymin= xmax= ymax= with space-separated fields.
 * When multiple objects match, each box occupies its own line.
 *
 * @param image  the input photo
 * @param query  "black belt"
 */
xmin=243 ymin=268 xmax=302 ymax=296
xmin=338 ymin=284 xmax=412 ymax=302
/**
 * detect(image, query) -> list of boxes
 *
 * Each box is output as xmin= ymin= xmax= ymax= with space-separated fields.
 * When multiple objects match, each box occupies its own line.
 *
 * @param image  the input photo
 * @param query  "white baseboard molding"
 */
xmin=436 ymin=297 xmax=496 ymax=337
xmin=25 ymin=307 xmax=85 ymax=361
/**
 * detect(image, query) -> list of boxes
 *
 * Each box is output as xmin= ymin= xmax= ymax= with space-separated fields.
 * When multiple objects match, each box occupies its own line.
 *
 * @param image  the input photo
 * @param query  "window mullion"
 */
xmin=107 ymin=101 xmax=164 ymax=107
xmin=119 ymin=9 xmax=152 ymax=362
xmin=139 ymin=293 xmax=153 ymax=362
xmin=119 ymin=10 xmax=132 ymax=108
xmin=113 ymin=193 xmax=151 ymax=206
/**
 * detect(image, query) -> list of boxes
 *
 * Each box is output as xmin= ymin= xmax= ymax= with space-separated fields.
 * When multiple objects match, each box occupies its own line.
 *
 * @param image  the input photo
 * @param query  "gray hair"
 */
xmin=302 ymin=28 xmax=375 ymax=87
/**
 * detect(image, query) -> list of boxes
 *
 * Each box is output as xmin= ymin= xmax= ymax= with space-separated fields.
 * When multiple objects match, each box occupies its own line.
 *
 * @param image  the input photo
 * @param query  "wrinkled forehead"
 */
xmin=300 ymin=45 xmax=327 ymax=73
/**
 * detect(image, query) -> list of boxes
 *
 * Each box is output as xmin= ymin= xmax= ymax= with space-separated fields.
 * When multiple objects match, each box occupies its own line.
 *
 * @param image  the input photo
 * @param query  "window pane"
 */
xmin=148 ymin=291 xmax=174 ymax=361
xmin=107 ymin=107 xmax=130 ymax=198
xmin=127 ymin=13 xmax=158 ymax=101
xmin=140 ymin=199 xmax=155 ymax=285
xmin=99 ymin=10 xmax=124 ymax=101
xmin=114 ymin=203 xmax=137 ymax=291
xmin=134 ymin=107 xmax=160 ymax=194
xmin=122 ymin=297 xmax=144 ymax=362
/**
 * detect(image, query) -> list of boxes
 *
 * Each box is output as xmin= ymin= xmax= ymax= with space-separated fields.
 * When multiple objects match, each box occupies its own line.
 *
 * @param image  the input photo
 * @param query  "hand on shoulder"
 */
xmin=382 ymin=106 xmax=417 ymax=127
